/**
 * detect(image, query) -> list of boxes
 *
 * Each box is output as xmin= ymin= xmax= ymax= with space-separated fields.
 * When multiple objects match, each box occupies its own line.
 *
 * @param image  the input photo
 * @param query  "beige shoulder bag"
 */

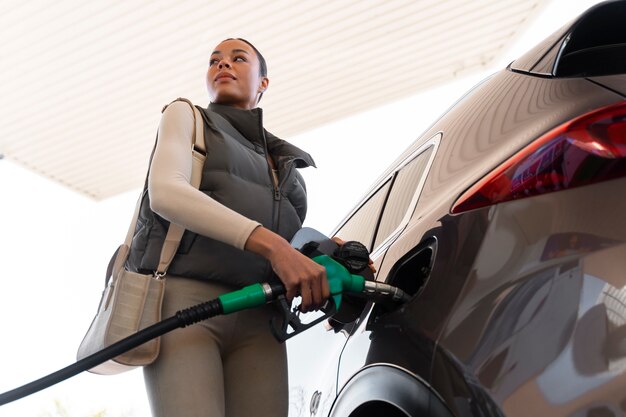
xmin=77 ymin=98 xmax=205 ymax=374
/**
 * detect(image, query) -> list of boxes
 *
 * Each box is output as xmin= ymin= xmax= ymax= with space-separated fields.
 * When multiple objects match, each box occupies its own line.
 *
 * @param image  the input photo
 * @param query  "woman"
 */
xmin=127 ymin=38 xmax=329 ymax=417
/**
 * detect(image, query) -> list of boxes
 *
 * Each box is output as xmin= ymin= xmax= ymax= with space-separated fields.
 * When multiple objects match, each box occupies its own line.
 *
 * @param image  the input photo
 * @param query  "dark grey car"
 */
xmin=308 ymin=1 xmax=626 ymax=416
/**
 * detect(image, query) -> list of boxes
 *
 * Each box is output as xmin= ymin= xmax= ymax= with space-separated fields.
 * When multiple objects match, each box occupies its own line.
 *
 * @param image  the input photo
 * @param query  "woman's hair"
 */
xmin=225 ymin=38 xmax=267 ymax=77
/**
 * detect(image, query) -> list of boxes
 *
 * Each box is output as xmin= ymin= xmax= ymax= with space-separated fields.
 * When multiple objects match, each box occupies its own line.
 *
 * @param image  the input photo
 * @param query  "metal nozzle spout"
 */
xmin=363 ymin=281 xmax=411 ymax=303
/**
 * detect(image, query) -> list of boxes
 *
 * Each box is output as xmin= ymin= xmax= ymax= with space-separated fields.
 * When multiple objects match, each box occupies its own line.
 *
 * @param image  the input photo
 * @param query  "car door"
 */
xmin=309 ymin=135 xmax=440 ymax=416
xmin=290 ymin=172 xmax=396 ymax=417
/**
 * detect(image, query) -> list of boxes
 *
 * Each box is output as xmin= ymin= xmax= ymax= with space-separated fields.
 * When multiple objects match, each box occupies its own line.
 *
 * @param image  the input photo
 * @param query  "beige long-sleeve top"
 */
xmin=147 ymin=100 xmax=261 ymax=250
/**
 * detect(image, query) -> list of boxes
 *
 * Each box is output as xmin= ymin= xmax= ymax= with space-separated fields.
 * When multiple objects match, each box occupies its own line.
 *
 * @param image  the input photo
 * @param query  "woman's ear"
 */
xmin=258 ymin=77 xmax=269 ymax=94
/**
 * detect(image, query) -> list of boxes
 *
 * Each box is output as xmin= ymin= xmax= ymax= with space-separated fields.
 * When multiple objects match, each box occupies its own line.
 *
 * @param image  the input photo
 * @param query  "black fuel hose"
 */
xmin=0 ymin=257 xmax=409 ymax=406
xmin=0 ymin=299 xmax=223 ymax=406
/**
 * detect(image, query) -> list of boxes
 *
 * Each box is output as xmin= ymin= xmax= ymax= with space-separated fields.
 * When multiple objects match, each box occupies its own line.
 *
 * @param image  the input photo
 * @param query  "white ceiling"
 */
xmin=0 ymin=0 xmax=547 ymax=200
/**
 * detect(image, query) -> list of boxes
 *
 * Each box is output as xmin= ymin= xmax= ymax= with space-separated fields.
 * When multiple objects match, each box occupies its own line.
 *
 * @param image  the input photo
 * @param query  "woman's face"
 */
xmin=206 ymin=39 xmax=268 ymax=110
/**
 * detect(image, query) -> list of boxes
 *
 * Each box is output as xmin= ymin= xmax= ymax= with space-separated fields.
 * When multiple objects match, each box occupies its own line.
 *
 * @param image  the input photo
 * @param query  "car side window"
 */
xmin=373 ymin=146 xmax=434 ymax=249
xmin=335 ymin=179 xmax=392 ymax=252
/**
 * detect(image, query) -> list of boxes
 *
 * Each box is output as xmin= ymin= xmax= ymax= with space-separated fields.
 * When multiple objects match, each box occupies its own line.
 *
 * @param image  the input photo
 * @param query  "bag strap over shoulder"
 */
xmin=109 ymin=98 xmax=206 ymax=283
xmin=164 ymin=97 xmax=206 ymax=155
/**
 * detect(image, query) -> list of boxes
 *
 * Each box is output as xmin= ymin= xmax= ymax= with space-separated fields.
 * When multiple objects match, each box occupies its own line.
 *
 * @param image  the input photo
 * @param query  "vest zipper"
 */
xmin=258 ymin=110 xmax=282 ymax=237
xmin=274 ymin=160 xmax=296 ymax=235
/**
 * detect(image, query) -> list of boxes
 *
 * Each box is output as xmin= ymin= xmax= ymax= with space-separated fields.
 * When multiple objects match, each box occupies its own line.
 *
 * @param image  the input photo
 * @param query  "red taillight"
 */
xmin=452 ymin=101 xmax=626 ymax=214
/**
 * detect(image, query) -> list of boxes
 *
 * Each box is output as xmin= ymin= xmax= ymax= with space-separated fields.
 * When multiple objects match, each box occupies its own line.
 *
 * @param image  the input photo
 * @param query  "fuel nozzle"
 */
xmin=269 ymin=253 xmax=411 ymax=341
xmin=314 ymin=253 xmax=411 ymax=308
xmin=331 ymin=241 xmax=411 ymax=305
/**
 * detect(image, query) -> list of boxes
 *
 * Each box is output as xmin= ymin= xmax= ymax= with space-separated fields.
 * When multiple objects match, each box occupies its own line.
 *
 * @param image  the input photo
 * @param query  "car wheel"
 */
xmin=329 ymin=364 xmax=453 ymax=417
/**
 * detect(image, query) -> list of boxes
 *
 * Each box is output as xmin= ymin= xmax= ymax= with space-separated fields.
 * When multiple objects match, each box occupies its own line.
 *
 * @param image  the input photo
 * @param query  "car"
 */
xmin=303 ymin=1 xmax=626 ymax=416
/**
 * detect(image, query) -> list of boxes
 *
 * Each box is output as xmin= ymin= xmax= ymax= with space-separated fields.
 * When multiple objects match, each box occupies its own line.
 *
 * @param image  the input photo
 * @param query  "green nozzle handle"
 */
xmin=312 ymin=255 xmax=365 ymax=309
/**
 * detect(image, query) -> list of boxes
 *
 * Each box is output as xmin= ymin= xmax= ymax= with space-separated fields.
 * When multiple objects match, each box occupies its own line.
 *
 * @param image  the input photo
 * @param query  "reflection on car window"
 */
xmin=335 ymin=179 xmax=392 ymax=252
xmin=373 ymin=146 xmax=433 ymax=249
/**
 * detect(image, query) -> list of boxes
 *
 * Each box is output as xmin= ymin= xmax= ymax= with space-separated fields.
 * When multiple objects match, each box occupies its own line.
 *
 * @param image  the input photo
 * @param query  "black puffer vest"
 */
xmin=126 ymin=102 xmax=315 ymax=287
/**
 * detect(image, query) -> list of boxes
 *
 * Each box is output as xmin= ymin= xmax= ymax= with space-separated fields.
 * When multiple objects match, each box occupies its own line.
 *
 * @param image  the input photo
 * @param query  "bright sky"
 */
xmin=0 ymin=1 xmax=603 ymax=416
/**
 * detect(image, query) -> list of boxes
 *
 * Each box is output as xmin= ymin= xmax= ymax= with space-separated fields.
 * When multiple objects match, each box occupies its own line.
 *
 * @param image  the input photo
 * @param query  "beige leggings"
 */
xmin=143 ymin=276 xmax=288 ymax=417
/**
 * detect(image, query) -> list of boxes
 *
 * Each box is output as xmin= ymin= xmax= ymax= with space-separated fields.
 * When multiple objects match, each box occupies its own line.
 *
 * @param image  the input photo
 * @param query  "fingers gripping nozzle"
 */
xmin=270 ymin=255 xmax=363 ymax=342
xmin=269 ymin=254 xmax=412 ymax=341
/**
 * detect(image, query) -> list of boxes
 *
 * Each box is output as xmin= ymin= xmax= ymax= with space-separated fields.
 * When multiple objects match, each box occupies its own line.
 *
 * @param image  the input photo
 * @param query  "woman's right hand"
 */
xmin=245 ymin=227 xmax=330 ymax=312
